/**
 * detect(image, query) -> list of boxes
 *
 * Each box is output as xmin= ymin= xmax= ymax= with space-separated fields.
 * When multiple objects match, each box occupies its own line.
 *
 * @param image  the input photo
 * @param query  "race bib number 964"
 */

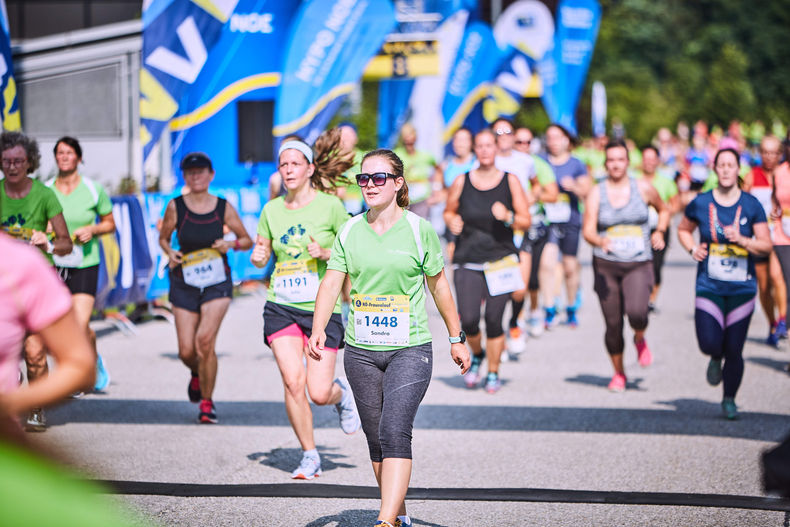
xmin=182 ymin=248 xmax=226 ymax=288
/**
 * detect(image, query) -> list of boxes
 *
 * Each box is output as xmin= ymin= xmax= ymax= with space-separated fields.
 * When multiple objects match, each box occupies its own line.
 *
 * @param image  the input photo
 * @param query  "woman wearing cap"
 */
xmin=678 ymin=148 xmax=771 ymax=419
xmin=0 ymin=131 xmax=72 ymax=431
xmin=251 ymin=130 xmax=357 ymax=480
xmin=46 ymin=136 xmax=115 ymax=394
xmin=308 ymin=149 xmax=469 ymax=527
xmin=159 ymin=152 xmax=253 ymax=424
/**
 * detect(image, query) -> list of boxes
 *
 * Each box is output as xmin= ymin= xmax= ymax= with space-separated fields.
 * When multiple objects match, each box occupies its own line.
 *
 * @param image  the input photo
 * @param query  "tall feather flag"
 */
xmin=0 ymin=0 xmax=20 ymax=131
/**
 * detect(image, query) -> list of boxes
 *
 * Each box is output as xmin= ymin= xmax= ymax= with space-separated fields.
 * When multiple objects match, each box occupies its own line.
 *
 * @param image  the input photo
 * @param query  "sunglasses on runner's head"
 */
xmin=356 ymin=172 xmax=398 ymax=187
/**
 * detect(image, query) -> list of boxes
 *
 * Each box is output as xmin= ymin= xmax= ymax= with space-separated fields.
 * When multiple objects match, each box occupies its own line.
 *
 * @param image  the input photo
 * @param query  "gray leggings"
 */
xmin=344 ymin=342 xmax=433 ymax=462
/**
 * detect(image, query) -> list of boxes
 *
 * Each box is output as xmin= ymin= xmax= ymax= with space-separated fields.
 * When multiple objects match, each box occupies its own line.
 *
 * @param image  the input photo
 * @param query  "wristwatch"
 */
xmin=448 ymin=330 xmax=466 ymax=344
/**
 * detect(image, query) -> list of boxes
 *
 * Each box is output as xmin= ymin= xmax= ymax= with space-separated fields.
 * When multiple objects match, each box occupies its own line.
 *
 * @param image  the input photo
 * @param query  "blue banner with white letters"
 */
xmin=377 ymin=80 xmax=414 ymax=148
xmin=273 ymin=0 xmax=396 ymax=146
xmin=441 ymin=20 xmax=508 ymax=145
xmin=538 ymin=0 xmax=600 ymax=134
xmin=0 ymin=0 xmax=19 ymax=130
xmin=169 ymin=0 xmax=299 ymax=187
xmin=141 ymin=0 xmax=239 ymax=161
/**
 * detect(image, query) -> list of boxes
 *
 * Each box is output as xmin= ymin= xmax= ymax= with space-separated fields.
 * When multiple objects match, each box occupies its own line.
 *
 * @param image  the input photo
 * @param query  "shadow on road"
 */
xmin=248 ymin=446 xmax=356 ymax=475
xmin=747 ymin=356 xmax=790 ymax=374
xmin=46 ymin=399 xmax=788 ymax=441
xmin=305 ymin=510 xmax=447 ymax=527
xmin=564 ymin=374 xmax=646 ymax=391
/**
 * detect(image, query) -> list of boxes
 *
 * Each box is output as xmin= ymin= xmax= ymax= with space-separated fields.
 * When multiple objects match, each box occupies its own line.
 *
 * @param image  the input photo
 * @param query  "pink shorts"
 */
xmin=266 ymin=323 xmax=338 ymax=353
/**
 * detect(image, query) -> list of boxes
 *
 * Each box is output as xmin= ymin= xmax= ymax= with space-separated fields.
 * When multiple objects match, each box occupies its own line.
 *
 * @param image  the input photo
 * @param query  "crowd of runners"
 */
xmin=2 ymin=118 xmax=790 ymax=526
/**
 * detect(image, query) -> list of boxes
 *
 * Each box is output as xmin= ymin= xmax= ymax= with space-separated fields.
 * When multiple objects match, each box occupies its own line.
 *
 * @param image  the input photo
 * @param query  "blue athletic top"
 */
xmin=443 ymin=156 xmax=478 ymax=188
xmin=540 ymin=154 xmax=587 ymax=226
xmin=684 ymin=190 xmax=766 ymax=296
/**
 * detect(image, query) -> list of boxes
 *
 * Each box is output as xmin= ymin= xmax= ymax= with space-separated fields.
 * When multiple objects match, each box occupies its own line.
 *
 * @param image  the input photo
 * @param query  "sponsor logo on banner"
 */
xmin=273 ymin=0 xmax=396 ymax=145
xmin=140 ymin=0 xmax=239 ymax=161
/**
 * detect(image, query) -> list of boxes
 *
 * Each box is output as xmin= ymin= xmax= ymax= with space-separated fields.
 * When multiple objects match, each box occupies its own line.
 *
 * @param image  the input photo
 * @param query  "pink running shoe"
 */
xmin=608 ymin=373 xmax=626 ymax=393
xmin=636 ymin=339 xmax=653 ymax=367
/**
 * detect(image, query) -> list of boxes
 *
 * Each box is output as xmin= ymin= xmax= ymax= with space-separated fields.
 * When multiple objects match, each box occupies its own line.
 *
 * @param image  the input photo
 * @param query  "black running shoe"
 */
xmin=198 ymin=399 xmax=217 ymax=424
xmin=188 ymin=374 xmax=201 ymax=403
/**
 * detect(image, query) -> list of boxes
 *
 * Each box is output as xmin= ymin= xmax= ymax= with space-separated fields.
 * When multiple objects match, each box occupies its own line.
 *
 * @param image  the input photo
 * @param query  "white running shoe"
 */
xmin=335 ymin=378 xmax=361 ymax=434
xmin=291 ymin=453 xmax=322 ymax=480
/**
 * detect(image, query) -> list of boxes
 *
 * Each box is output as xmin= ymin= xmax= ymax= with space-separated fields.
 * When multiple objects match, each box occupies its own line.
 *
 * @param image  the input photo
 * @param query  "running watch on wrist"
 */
xmin=448 ymin=331 xmax=466 ymax=344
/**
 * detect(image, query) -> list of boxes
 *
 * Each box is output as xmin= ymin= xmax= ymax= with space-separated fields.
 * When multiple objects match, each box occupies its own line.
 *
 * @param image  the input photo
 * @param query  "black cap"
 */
xmin=180 ymin=152 xmax=212 ymax=171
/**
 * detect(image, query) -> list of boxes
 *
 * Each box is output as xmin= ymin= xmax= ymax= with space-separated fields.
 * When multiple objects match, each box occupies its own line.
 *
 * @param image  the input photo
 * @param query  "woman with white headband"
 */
xmin=251 ymin=129 xmax=357 ymax=480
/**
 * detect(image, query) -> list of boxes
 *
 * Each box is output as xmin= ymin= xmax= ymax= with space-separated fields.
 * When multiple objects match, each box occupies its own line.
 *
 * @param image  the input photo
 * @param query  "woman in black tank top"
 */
xmin=443 ymin=129 xmax=530 ymax=394
xmin=159 ymin=152 xmax=253 ymax=424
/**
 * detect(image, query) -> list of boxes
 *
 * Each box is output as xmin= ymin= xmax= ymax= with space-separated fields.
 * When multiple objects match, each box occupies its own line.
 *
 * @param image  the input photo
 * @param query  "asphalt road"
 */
xmin=30 ymin=239 xmax=790 ymax=526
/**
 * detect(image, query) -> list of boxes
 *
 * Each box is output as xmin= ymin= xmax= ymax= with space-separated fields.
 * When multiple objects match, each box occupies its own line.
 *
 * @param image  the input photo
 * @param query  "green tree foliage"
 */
xmin=584 ymin=0 xmax=790 ymax=144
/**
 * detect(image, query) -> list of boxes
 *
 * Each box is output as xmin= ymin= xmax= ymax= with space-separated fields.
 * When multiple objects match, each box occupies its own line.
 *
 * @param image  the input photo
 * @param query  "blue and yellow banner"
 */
xmin=169 ymin=0 xmax=299 ymax=187
xmin=141 ymin=0 xmax=239 ymax=161
xmin=441 ymin=20 xmax=508 ymax=144
xmin=0 ymin=0 xmax=20 ymax=131
xmin=538 ymin=0 xmax=601 ymax=134
xmin=273 ymin=0 xmax=396 ymax=145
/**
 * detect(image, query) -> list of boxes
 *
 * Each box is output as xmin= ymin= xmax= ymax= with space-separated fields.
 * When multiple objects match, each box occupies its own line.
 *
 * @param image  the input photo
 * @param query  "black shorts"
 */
xmin=548 ymin=222 xmax=581 ymax=257
xmin=169 ymin=272 xmax=233 ymax=313
xmin=263 ymin=301 xmax=345 ymax=350
xmin=56 ymin=265 xmax=99 ymax=296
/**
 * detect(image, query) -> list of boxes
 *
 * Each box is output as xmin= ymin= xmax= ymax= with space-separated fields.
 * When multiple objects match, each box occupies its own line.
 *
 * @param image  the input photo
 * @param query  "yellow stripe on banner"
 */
xmin=169 ymin=73 xmax=281 ymax=131
xmin=191 ymin=0 xmax=234 ymax=23
xmin=441 ymin=82 xmax=493 ymax=143
xmin=271 ymin=82 xmax=356 ymax=137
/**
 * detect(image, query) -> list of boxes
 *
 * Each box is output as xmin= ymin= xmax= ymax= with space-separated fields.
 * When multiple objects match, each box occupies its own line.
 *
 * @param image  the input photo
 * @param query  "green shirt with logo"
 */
xmin=327 ymin=210 xmax=443 ymax=351
xmin=257 ymin=191 xmax=349 ymax=313
xmin=1 ymin=178 xmax=63 ymax=263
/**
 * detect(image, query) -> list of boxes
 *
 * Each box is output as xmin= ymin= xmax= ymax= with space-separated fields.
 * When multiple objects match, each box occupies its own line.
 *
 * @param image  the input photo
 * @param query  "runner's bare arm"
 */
xmin=426 ymin=269 xmax=470 ymax=374
xmin=307 ymin=269 xmax=346 ymax=360
xmin=221 ymin=202 xmax=253 ymax=251
xmin=506 ymin=173 xmax=531 ymax=231
xmin=443 ymin=174 xmax=465 ymax=235
xmin=582 ymin=185 xmax=607 ymax=251
xmin=677 ymin=216 xmax=706 ymax=261
xmin=49 ymin=212 xmax=73 ymax=256
xmin=158 ymin=200 xmax=182 ymax=265
xmin=74 ymin=212 xmax=115 ymax=244
xmin=0 ymin=308 xmax=94 ymax=415
xmin=250 ymin=235 xmax=272 ymax=268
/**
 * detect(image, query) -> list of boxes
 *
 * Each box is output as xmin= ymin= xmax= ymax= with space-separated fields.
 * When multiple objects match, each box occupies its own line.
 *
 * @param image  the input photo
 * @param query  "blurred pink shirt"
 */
xmin=0 ymin=233 xmax=71 ymax=392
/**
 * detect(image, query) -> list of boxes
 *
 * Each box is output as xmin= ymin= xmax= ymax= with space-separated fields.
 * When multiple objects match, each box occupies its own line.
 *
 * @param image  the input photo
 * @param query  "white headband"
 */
xmin=278 ymin=140 xmax=313 ymax=164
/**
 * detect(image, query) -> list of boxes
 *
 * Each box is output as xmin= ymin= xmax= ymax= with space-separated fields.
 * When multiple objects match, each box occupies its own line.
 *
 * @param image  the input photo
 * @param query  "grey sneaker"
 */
xmin=335 ymin=378 xmax=361 ymax=434
xmin=25 ymin=408 xmax=46 ymax=432
xmin=291 ymin=453 xmax=322 ymax=480
xmin=706 ymin=358 xmax=723 ymax=386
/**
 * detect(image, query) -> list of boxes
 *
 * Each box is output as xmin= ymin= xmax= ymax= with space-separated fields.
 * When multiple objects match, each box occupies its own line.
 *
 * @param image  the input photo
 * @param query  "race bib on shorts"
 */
xmin=606 ymin=225 xmax=645 ymax=260
xmin=182 ymin=248 xmax=226 ymax=288
xmin=708 ymin=243 xmax=748 ymax=282
xmin=53 ymin=244 xmax=83 ymax=268
xmin=272 ymin=259 xmax=319 ymax=303
xmin=483 ymin=254 xmax=525 ymax=296
xmin=545 ymin=194 xmax=572 ymax=224
xmin=353 ymin=294 xmax=410 ymax=346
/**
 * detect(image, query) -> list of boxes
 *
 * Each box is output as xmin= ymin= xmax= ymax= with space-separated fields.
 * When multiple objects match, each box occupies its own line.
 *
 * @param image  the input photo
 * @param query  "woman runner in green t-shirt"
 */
xmin=251 ymin=130 xmax=357 ymax=480
xmin=47 ymin=136 xmax=116 ymax=395
xmin=0 ymin=131 xmax=73 ymax=431
xmin=309 ymin=149 xmax=470 ymax=527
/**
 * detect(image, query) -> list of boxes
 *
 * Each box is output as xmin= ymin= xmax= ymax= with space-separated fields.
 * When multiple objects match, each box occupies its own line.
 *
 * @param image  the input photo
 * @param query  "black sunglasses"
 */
xmin=356 ymin=172 xmax=398 ymax=187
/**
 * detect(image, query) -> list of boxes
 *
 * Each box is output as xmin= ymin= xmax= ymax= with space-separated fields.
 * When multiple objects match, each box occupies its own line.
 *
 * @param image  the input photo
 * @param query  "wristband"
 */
xmin=234 ymin=239 xmax=241 ymax=250
xmin=689 ymin=245 xmax=696 ymax=256
xmin=503 ymin=212 xmax=514 ymax=228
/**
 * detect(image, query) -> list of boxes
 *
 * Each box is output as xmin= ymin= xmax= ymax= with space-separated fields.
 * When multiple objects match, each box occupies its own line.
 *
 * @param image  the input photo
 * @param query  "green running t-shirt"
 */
xmin=257 ymin=191 xmax=349 ymax=313
xmin=393 ymin=147 xmax=436 ymax=204
xmin=0 ymin=178 xmax=63 ymax=263
xmin=327 ymin=210 xmax=443 ymax=351
xmin=47 ymin=176 xmax=113 ymax=268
